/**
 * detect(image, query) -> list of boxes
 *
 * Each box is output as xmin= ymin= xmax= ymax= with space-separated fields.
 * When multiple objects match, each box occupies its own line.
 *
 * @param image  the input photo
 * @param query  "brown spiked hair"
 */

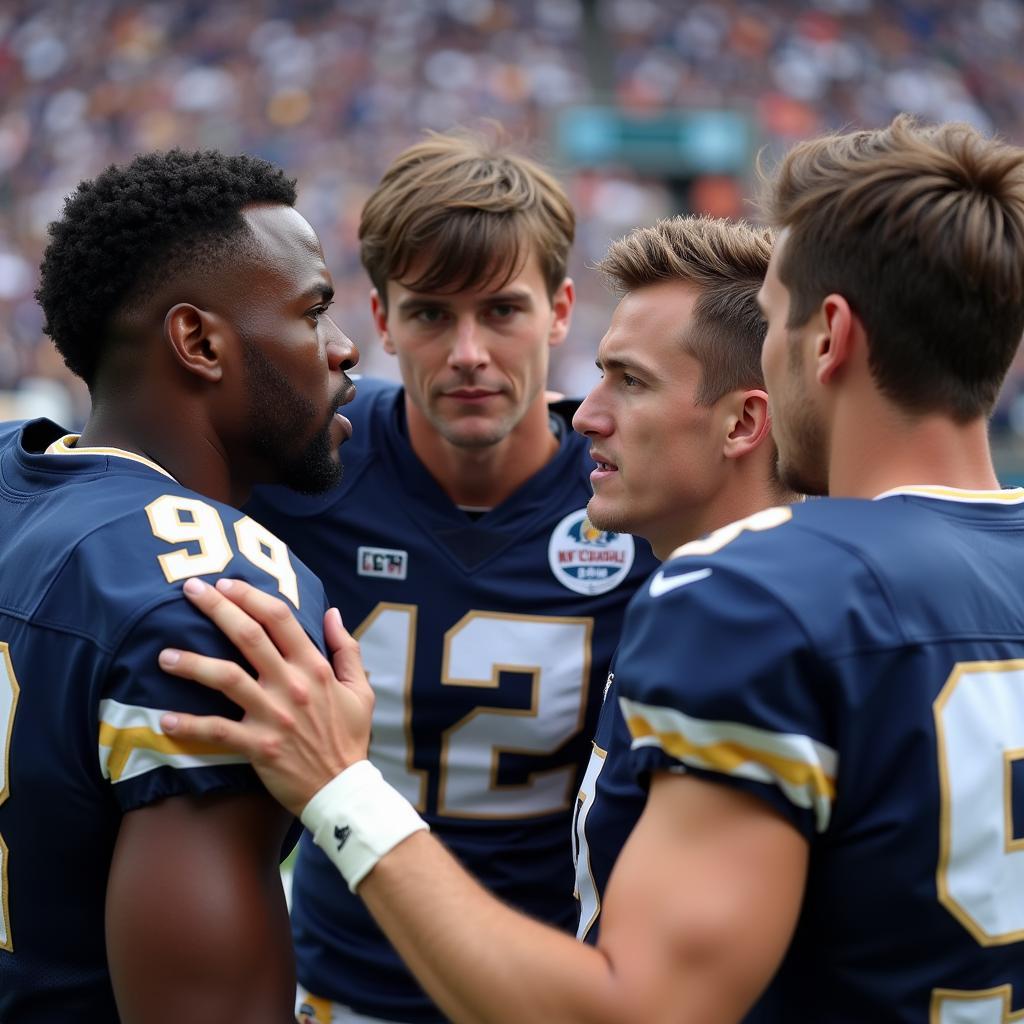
xmin=763 ymin=114 xmax=1024 ymax=421
xmin=596 ymin=215 xmax=774 ymax=405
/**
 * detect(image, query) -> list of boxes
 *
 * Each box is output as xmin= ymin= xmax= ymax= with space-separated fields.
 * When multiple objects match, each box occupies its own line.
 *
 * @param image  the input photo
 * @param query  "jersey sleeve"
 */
xmin=98 ymin=595 xmax=273 ymax=812
xmin=615 ymin=558 xmax=836 ymax=840
xmin=97 ymin=547 xmax=330 ymax=814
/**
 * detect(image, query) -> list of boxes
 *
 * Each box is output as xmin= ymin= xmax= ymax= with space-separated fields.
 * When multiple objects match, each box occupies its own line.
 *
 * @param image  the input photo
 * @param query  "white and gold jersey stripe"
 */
xmin=98 ymin=698 xmax=246 ymax=784
xmin=875 ymin=484 xmax=1024 ymax=504
xmin=619 ymin=695 xmax=838 ymax=833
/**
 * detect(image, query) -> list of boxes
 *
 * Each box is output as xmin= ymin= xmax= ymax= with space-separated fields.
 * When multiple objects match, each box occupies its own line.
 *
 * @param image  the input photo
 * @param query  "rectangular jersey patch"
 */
xmin=357 ymin=546 xmax=408 ymax=580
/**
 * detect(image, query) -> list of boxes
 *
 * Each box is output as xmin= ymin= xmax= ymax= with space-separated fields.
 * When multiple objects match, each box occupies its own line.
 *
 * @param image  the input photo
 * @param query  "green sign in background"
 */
xmin=555 ymin=108 xmax=753 ymax=175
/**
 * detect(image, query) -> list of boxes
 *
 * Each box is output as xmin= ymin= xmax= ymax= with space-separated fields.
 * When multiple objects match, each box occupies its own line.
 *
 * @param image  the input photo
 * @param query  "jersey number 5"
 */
xmin=356 ymin=604 xmax=593 ymax=819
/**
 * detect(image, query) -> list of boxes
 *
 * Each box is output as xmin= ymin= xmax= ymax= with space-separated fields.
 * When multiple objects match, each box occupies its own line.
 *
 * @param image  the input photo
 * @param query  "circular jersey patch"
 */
xmin=548 ymin=508 xmax=635 ymax=595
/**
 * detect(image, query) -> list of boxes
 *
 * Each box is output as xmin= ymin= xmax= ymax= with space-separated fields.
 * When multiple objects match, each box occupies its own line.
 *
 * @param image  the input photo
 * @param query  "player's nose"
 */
xmin=326 ymin=323 xmax=359 ymax=374
xmin=448 ymin=317 xmax=488 ymax=371
xmin=573 ymin=387 xmax=612 ymax=438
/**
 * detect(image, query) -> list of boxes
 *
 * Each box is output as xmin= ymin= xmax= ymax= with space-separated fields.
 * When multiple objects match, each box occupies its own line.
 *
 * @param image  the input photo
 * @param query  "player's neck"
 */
xmin=655 ymin=462 xmax=794 ymax=560
xmin=828 ymin=399 xmax=1000 ymax=499
xmin=78 ymin=403 xmax=239 ymax=506
xmin=406 ymin=398 xmax=559 ymax=508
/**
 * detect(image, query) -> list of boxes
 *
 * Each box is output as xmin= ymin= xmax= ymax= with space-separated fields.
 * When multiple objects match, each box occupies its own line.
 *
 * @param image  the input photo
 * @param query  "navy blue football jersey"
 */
xmin=0 ymin=419 xmax=328 ymax=1023
xmin=247 ymin=377 xmax=657 ymax=1022
xmin=576 ymin=490 xmax=1024 ymax=1022
xmin=572 ymin=658 xmax=639 ymax=944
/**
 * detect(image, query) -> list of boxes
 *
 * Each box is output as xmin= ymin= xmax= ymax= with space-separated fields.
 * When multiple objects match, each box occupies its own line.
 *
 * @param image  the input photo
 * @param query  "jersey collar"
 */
xmin=43 ymin=434 xmax=177 ymax=482
xmin=873 ymin=484 xmax=1024 ymax=504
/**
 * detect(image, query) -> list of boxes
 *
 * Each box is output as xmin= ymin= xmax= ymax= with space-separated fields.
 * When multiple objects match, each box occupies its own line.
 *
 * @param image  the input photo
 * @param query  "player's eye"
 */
xmin=623 ymin=373 xmax=643 ymax=388
xmin=414 ymin=307 xmax=448 ymax=324
xmin=307 ymin=301 xmax=333 ymax=323
xmin=489 ymin=303 xmax=519 ymax=319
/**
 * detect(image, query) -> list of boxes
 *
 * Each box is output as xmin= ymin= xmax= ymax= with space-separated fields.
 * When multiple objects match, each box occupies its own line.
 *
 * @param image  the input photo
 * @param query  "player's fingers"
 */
xmin=325 ymin=607 xmax=359 ymax=688
xmin=324 ymin=606 xmax=348 ymax=667
xmin=158 ymin=647 xmax=272 ymax=715
xmin=181 ymin=577 xmax=289 ymax=679
xmin=158 ymin=709 xmax=256 ymax=757
xmin=211 ymin=578 xmax=324 ymax=670
xmin=325 ymin=608 xmax=373 ymax=703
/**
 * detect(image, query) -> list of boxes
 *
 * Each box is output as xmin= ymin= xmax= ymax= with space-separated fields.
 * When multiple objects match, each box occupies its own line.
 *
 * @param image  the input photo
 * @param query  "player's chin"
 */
xmin=442 ymin=417 xmax=513 ymax=449
xmin=585 ymin=494 xmax=620 ymax=533
xmin=284 ymin=457 xmax=343 ymax=495
xmin=278 ymin=429 xmax=344 ymax=495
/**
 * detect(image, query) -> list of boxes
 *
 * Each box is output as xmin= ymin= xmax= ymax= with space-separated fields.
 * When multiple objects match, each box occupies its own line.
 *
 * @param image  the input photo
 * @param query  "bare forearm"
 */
xmin=153 ymin=584 xmax=801 ymax=1024
xmin=359 ymin=832 xmax=629 ymax=1024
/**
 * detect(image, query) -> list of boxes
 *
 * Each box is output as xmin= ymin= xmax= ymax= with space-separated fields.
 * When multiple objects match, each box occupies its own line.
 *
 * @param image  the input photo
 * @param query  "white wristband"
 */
xmin=300 ymin=760 xmax=429 ymax=892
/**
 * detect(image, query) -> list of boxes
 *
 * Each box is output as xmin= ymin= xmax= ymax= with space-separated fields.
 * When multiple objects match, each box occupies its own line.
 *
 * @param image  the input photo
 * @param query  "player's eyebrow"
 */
xmin=396 ymin=286 xmax=535 ymax=312
xmin=395 ymin=295 xmax=446 ymax=313
xmin=596 ymin=354 xmax=659 ymax=380
xmin=301 ymin=283 xmax=335 ymax=305
xmin=478 ymin=287 xmax=534 ymax=306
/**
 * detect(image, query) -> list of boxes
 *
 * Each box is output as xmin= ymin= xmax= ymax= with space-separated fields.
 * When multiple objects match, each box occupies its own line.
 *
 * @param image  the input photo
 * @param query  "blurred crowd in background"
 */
xmin=2 ymin=0 xmax=1024 ymax=450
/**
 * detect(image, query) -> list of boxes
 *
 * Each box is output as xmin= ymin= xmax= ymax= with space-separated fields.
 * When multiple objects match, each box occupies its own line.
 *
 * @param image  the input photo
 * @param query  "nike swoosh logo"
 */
xmin=648 ymin=567 xmax=713 ymax=598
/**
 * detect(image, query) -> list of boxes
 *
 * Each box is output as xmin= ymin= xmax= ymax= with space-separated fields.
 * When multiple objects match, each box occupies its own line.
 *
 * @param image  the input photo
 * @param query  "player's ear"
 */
xmin=370 ymin=289 xmax=396 ymax=354
xmin=163 ymin=303 xmax=224 ymax=383
xmin=817 ymin=294 xmax=857 ymax=385
xmin=723 ymin=389 xmax=771 ymax=460
xmin=547 ymin=277 xmax=575 ymax=349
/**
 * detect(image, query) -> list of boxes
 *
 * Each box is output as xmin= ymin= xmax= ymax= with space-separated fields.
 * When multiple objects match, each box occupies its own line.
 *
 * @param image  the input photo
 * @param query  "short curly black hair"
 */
xmin=36 ymin=149 xmax=297 ymax=387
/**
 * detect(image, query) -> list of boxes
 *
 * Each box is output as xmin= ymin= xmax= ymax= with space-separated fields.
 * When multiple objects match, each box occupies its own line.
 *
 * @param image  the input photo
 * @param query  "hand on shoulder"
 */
xmin=158 ymin=577 xmax=373 ymax=816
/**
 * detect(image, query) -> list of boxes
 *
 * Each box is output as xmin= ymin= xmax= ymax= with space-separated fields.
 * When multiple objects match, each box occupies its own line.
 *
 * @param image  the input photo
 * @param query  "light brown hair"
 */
xmin=763 ymin=114 xmax=1024 ymax=421
xmin=359 ymin=131 xmax=574 ymax=307
xmin=596 ymin=216 xmax=774 ymax=404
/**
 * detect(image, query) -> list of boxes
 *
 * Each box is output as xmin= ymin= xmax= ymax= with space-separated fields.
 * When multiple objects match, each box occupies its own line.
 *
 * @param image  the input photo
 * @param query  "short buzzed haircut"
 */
xmin=596 ymin=216 xmax=773 ymax=405
xmin=764 ymin=114 xmax=1024 ymax=421
xmin=359 ymin=131 xmax=575 ymax=306
xmin=37 ymin=149 xmax=296 ymax=388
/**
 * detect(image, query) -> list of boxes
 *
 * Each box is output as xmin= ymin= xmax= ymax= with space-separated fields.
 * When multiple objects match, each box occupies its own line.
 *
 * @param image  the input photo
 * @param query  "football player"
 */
xmin=0 ymin=151 xmax=358 ymax=1022
xmin=242 ymin=131 xmax=659 ymax=1024
xmin=569 ymin=217 xmax=796 ymax=949
xmin=160 ymin=213 xmax=801 ymax=1018
xmin=166 ymin=116 xmax=1024 ymax=1020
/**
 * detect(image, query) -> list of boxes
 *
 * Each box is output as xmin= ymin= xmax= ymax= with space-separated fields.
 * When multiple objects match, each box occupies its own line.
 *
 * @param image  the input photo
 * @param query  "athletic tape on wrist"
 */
xmin=301 ymin=760 xmax=429 ymax=892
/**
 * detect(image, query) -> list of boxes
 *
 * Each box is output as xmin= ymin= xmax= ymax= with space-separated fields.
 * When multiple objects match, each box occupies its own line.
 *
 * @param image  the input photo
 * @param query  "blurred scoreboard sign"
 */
xmin=555 ymin=108 xmax=752 ymax=175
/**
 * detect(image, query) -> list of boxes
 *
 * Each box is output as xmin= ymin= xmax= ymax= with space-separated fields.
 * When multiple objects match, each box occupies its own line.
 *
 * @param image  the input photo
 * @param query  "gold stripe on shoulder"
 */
xmin=43 ymin=435 xmax=176 ymax=481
